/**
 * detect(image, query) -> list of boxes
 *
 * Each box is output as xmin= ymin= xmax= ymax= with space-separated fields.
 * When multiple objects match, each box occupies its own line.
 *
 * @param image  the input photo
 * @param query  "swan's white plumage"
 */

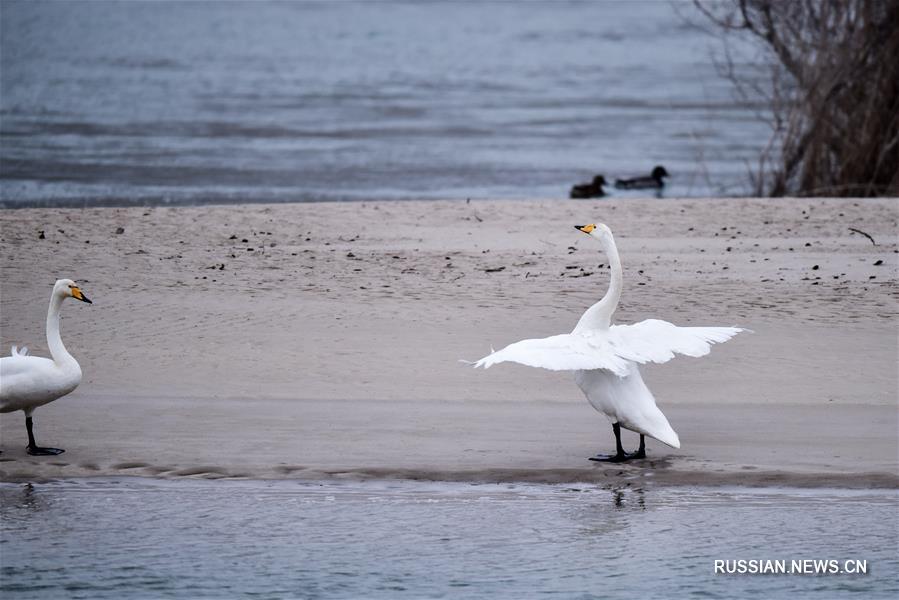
xmin=575 ymin=365 xmax=680 ymax=448
xmin=0 ymin=355 xmax=79 ymax=413
xmin=474 ymin=332 xmax=631 ymax=375
xmin=471 ymin=223 xmax=744 ymax=452
xmin=475 ymin=319 xmax=744 ymax=376
xmin=0 ymin=279 xmax=89 ymax=417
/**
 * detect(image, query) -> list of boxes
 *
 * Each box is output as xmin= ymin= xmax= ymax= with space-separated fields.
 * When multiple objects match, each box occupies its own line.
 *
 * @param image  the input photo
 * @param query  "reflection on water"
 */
xmin=0 ymin=1 xmax=770 ymax=207
xmin=1 ymin=479 xmax=896 ymax=599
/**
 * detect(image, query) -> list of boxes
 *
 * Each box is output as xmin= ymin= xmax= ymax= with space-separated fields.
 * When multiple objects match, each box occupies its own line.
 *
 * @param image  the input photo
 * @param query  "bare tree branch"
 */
xmin=696 ymin=0 xmax=899 ymax=197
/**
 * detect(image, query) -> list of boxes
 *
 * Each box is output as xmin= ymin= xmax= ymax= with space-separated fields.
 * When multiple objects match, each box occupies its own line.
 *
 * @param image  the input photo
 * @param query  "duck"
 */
xmin=472 ymin=224 xmax=744 ymax=461
xmin=0 ymin=279 xmax=92 ymax=455
xmin=614 ymin=165 xmax=669 ymax=190
xmin=570 ymin=175 xmax=607 ymax=199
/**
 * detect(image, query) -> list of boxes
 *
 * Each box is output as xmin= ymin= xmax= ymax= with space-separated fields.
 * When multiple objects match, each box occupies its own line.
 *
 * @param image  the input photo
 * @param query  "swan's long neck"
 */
xmin=46 ymin=292 xmax=75 ymax=366
xmin=573 ymin=233 xmax=623 ymax=333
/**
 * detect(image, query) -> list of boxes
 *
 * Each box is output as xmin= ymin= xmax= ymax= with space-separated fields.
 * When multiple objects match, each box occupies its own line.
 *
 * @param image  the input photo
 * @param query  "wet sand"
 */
xmin=1 ymin=198 xmax=897 ymax=486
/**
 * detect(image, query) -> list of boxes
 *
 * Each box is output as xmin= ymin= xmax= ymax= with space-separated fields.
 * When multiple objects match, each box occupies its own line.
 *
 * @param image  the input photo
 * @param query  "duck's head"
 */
xmin=574 ymin=223 xmax=613 ymax=242
xmin=652 ymin=165 xmax=669 ymax=179
xmin=592 ymin=175 xmax=607 ymax=186
xmin=54 ymin=279 xmax=92 ymax=304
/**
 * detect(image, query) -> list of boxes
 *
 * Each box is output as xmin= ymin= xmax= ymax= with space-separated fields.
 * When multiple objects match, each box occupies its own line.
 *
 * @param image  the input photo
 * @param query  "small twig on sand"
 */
xmin=473 ymin=211 xmax=483 ymax=223
xmin=848 ymin=227 xmax=876 ymax=245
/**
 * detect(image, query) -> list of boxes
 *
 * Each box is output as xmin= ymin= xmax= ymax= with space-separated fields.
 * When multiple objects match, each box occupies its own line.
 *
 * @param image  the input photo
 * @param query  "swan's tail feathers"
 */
xmin=10 ymin=345 xmax=29 ymax=357
xmin=634 ymin=400 xmax=681 ymax=449
xmin=650 ymin=420 xmax=681 ymax=449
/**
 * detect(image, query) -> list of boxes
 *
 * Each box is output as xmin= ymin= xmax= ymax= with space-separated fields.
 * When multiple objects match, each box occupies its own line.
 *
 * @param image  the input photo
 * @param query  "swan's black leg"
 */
xmin=628 ymin=435 xmax=646 ymax=459
xmin=589 ymin=423 xmax=628 ymax=462
xmin=25 ymin=416 xmax=64 ymax=456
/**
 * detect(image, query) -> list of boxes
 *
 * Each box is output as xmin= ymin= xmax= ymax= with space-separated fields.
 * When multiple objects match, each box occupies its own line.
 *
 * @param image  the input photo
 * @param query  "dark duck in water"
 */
xmin=569 ymin=175 xmax=607 ymax=199
xmin=614 ymin=165 xmax=669 ymax=190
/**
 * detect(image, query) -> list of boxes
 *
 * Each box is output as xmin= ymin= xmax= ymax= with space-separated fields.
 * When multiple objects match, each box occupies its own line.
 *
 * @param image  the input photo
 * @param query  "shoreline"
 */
xmin=1 ymin=400 xmax=895 ymax=488
xmin=2 ymin=198 xmax=897 ymax=487
xmin=2 ymin=472 xmax=897 ymax=490
xmin=0 ymin=192 xmax=791 ymax=211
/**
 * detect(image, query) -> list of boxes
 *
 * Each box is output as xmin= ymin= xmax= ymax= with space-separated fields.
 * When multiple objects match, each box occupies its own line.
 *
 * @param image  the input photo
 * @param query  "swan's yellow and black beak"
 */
xmin=574 ymin=224 xmax=596 ymax=234
xmin=71 ymin=286 xmax=92 ymax=304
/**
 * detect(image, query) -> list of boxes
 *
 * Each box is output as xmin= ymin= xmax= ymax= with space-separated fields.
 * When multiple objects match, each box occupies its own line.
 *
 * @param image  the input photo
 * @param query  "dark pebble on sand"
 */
xmin=812 ymin=265 xmax=819 ymax=270
xmin=115 ymin=227 xmax=125 ymax=234
xmin=873 ymin=259 xmax=883 ymax=266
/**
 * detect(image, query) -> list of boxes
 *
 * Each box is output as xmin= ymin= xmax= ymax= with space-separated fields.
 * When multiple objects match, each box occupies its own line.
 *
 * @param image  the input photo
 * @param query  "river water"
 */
xmin=0 ymin=0 xmax=771 ymax=207
xmin=1 ymin=479 xmax=896 ymax=599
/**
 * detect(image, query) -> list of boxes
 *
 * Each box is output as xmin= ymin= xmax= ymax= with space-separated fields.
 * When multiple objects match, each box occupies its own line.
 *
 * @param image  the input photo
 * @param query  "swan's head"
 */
xmin=574 ymin=223 xmax=613 ymax=242
xmin=54 ymin=279 xmax=92 ymax=304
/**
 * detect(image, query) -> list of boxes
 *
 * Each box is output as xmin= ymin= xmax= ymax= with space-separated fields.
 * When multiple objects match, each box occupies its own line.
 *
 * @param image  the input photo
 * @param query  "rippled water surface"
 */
xmin=1 ymin=0 xmax=770 ymax=206
xmin=1 ymin=479 xmax=896 ymax=599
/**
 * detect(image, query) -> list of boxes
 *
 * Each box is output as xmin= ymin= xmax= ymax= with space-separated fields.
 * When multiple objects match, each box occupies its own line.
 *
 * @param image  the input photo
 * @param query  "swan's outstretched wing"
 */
xmin=608 ymin=319 xmax=745 ymax=365
xmin=473 ymin=320 xmax=744 ymax=375
xmin=473 ymin=333 xmax=631 ymax=376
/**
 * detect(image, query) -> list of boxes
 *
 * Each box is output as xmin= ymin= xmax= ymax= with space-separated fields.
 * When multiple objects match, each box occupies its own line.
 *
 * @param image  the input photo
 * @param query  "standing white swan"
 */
xmin=0 ymin=279 xmax=92 ymax=455
xmin=473 ymin=224 xmax=744 ymax=462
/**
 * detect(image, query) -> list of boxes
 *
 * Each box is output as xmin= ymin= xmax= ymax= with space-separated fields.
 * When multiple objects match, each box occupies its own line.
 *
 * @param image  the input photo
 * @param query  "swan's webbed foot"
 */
xmin=589 ymin=452 xmax=629 ymax=463
xmin=26 ymin=445 xmax=65 ymax=456
xmin=628 ymin=434 xmax=647 ymax=460
xmin=24 ymin=416 xmax=64 ymax=456
xmin=588 ymin=426 xmax=645 ymax=462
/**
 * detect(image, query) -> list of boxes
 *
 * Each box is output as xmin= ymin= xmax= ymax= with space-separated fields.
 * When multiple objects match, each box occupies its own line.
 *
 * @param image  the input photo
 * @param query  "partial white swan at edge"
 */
xmin=0 ymin=279 xmax=92 ymax=455
xmin=472 ymin=223 xmax=745 ymax=461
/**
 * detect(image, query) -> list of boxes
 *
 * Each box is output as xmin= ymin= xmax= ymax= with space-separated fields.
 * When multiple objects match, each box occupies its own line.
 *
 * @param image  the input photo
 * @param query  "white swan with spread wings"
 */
xmin=473 ymin=224 xmax=744 ymax=461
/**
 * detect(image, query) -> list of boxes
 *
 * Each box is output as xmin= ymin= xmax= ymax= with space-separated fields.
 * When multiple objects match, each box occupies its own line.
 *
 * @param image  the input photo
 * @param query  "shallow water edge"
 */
xmin=1 ymin=466 xmax=896 ymax=489
xmin=2 ymin=478 xmax=897 ymax=599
